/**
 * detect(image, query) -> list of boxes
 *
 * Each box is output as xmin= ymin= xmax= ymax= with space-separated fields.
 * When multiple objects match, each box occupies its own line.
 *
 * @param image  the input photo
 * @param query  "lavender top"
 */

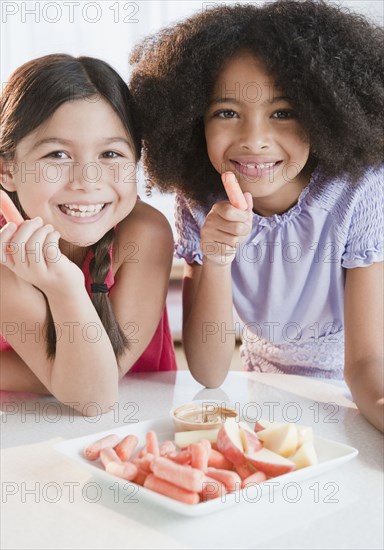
xmin=174 ymin=166 xmax=384 ymax=378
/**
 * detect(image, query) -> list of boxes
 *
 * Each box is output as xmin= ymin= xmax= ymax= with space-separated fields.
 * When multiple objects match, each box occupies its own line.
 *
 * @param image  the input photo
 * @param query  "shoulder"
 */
xmin=308 ymin=165 xmax=383 ymax=231
xmin=347 ymin=165 xmax=384 ymax=197
xmin=119 ymin=199 xmax=173 ymax=239
xmin=113 ymin=199 xmax=174 ymax=268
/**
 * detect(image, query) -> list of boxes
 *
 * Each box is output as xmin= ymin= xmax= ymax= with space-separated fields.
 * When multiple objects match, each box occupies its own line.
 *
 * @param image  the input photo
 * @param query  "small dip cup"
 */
xmin=170 ymin=400 xmax=239 ymax=432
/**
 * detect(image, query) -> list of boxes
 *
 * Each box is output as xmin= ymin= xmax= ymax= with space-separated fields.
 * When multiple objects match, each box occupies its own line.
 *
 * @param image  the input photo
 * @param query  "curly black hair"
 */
xmin=130 ymin=0 xmax=384 ymax=206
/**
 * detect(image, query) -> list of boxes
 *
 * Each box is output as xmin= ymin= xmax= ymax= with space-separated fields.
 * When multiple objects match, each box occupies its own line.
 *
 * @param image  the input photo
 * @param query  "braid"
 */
xmin=89 ymin=228 xmax=129 ymax=357
xmin=45 ymin=298 xmax=57 ymax=359
xmin=44 ymin=227 xmax=128 ymax=359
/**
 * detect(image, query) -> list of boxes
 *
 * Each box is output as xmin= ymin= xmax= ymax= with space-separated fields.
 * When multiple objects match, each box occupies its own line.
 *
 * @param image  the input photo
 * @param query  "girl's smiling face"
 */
xmin=4 ymin=97 xmax=137 ymax=247
xmin=204 ymin=53 xmax=311 ymax=214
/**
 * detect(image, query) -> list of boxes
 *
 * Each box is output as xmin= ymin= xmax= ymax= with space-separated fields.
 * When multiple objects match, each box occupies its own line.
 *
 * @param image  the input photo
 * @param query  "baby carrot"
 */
xmin=99 ymin=447 xmax=121 ymax=468
xmin=206 ymin=467 xmax=242 ymax=492
xmin=167 ymin=450 xmax=192 ymax=465
xmin=242 ymin=470 xmax=267 ymax=489
xmin=201 ymin=476 xmax=226 ymax=501
xmin=0 ymin=190 xmax=24 ymax=227
xmin=132 ymin=453 xmax=155 ymax=473
xmin=190 ymin=442 xmax=210 ymax=471
xmin=106 ymin=461 xmax=138 ymax=481
xmin=222 ymin=172 xmax=248 ymax=210
xmin=133 ymin=468 xmax=149 ymax=486
xmin=208 ymin=449 xmax=233 ymax=470
xmin=159 ymin=440 xmax=177 ymax=457
xmin=151 ymin=457 xmax=206 ymax=492
xmin=114 ymin=434 xmax=139 ymax=462
xmin=83 ymin=434 xmax=120 ymax=461
xmin=146 ymin=431 xmax=160 ymax=457
xmin=144 ymin=474 xmax=200 ymax=505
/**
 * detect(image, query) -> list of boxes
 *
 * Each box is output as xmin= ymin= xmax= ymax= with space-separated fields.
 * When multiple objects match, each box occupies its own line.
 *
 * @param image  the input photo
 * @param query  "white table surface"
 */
xmin=1 ymin=370 xmax=383 ymax=550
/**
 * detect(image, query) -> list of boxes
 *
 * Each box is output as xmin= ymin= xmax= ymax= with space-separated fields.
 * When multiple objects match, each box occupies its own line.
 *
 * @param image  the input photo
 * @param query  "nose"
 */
xmin=66 ymin=160 xmax=103 ymax=191
xmin=239 ymin=116 xmax=272 ymax=151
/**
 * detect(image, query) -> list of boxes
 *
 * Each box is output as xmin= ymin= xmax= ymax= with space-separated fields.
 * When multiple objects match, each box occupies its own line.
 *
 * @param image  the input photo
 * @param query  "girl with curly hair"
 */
xmin=0 ymin=54 xmax=176 ymax=415
xmin=130 ymin=1 xmax=384 ymax=430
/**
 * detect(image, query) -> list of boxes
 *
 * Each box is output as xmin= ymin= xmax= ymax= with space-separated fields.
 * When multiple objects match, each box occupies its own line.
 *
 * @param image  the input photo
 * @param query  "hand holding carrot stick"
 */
xmin=0 ymin=190 xmax=24 ymax=227
xmin=222 ymin=171 xmax=252 ymax=211
xmin=200 ymin=171 xmax=253 ymax=265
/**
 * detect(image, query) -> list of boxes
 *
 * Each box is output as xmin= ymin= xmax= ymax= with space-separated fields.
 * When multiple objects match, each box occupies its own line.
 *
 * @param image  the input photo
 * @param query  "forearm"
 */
xmin=46 ymin=289 xmax=119 ymax=411
xmin=183 ymin=261 xmax=235 ymax=387
xmin=345 ymin=358 xmax=384 ymax=432
xmin=0 ymin=351 xmax=51 ymax=393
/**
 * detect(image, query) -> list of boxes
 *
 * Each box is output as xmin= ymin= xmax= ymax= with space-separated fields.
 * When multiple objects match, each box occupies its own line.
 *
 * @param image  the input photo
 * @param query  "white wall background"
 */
xmin=1 ymin=0 xmax=383 ymax=236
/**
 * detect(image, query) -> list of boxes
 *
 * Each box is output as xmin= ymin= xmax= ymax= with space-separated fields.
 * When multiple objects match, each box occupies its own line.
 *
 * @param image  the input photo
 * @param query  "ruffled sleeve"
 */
xmin=341 ymin=167 xmax=384 ymax=268
xmin=174 ymin=194 xmax=205 ymax=265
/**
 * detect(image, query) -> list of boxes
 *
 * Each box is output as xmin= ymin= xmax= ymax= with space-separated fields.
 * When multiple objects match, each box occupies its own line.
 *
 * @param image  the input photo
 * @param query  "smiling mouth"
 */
xmin=231 ymin=160 xmax=283 ymax=177
xmin=233 ymin=161 xmax=281 ymax=169
xmin=59 ymin=203 xmax=106 ymax=218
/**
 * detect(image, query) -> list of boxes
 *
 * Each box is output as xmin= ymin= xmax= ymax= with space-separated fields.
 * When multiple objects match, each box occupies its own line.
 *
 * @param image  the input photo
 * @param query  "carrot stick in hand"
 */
xmin=0 ymin=190 xmax=24 ymax=227
xmin=221 ymin=172 xmax=248 ymax=211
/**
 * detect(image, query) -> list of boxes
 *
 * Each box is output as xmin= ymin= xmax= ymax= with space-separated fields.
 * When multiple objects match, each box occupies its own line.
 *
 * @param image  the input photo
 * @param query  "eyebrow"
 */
xmin=208 ymin=95 xmax=290 ymax=106
xmin=31 ymin=137 xmax=133 ymax=151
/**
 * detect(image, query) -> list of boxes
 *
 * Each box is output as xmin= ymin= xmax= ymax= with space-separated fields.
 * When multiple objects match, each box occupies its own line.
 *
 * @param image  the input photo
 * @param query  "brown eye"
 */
xmin=273 ymin=110 xmax=295 ymax=119
xmin=45 ymin=151 xmax=68 ymax=159
xmin=102 ymin=151 xmax=120 ymax=158
xmin=216 ymin=110 xmax=238 ymax=119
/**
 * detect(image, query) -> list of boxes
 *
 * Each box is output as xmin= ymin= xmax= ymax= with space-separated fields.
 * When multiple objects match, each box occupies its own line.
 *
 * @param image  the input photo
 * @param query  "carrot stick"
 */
xmin=190 ymin=442 xmax=210 ymax=471
xmin=99 ymin=447 xmax=121 ymax=468
xmin=106 ymin=461 xmax=138 ymax=481
xmin=132 ymin=468 xmax=149 ymax=486
xmin=222 ymin=172 xmax=248 ymax=210
xmin=144 ymin=474 xmax=199 ymax=505
xmin=146 ymin=430 xmax=160 ymax=457
xmin=208 ymin=449 xmax=233 ymax=470
xmin=151 ymin=457 xmax=205 ymax=492
xmin=167 ymin=450 xmax=192 ymax=465
xmin=83 ymin=434 xmax=121 ymax=461
xmin=114 ymin=434 xmax=139 ymax=462
xmin=201 ymin=476 xmax=226 ymax=501
xmin=206 ymin=467 xmax=242 ymax=492
xmin=0 ymin=190 xmax=24 ymax=227
xmin=242 ymin=470 xmax=267 ymax=489
xmin=132 ymin=453 xmax=155 ymax=473
xmin=159 ymin=440 xmax=177 ymax=457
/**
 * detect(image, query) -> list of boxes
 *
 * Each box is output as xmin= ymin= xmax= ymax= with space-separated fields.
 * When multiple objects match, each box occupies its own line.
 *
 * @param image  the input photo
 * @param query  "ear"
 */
xmin=0 ymin=157 xmax=17 ymax=191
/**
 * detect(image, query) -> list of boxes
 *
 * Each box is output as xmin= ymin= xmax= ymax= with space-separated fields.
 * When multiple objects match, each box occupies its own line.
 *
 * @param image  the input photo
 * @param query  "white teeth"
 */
xmin=240 ymin=162 xmax=277 ymax=169
xmin=60 ymin=203 xmax=105 ymax=217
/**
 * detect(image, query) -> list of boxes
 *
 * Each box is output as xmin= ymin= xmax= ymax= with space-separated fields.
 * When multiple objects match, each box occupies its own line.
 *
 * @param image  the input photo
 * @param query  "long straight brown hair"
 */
xmin=1 ymin=54 xmax=142 ymax=359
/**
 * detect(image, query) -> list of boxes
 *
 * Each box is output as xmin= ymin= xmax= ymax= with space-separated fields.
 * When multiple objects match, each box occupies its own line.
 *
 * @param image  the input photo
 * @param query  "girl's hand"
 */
xmin=0 ymin=217 xmax=84 ymax=294
xmin=0 ymin=190 xmax=24 ymax=227
xmin=201 ymin=173 xmax=253 ymax=265
xmin=201 ymin=200 xmax=253 ymax=265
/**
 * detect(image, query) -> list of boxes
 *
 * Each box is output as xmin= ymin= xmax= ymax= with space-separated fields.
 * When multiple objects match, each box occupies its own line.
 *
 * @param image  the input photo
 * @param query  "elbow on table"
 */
xmin=190 ymin=370 xmax=229 ymax=390
xmin=53 ymin=383 xmax=119 ymax=417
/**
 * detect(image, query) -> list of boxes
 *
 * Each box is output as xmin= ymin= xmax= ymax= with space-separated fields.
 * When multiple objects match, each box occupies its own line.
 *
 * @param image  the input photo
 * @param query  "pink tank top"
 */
xmin=1 ymin=240 xmax=177 ymax=373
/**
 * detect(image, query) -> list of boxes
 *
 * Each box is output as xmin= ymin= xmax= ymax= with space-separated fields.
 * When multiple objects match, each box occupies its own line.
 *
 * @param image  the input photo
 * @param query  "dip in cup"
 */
xmin=170 ymin=400 xmax=239 ymax=432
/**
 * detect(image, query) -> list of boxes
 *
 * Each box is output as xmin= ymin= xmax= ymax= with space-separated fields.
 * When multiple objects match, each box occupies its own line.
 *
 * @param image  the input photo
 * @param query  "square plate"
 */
xmin=54 ymin=418 xmax=358 ymax=517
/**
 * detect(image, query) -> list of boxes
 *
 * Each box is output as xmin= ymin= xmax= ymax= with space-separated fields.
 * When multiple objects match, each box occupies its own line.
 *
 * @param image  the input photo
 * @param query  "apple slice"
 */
xmin=239 ymin=422 xmax=263 ymax=454
xmin=174 ymin=428 xmax=219 ymax=448
xmin=296 ymin=425 xmax=314 ymax=447
xmin=289 ymin=442 xmax=318 ymax=470
xmin=216 ymin=418 xmax=245 ymax=465
xmin=254 ymin=419 xmax=281 ymax=432
xmin=245 ymin=448 xmax=295 ymax=477
xmin=256 ymin=423 xmax=298 ymax=458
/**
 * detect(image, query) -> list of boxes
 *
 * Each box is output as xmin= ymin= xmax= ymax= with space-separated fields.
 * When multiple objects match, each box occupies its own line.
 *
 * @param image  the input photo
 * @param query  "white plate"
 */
xmin=54 ymin=418 xmax=358 ymax=517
